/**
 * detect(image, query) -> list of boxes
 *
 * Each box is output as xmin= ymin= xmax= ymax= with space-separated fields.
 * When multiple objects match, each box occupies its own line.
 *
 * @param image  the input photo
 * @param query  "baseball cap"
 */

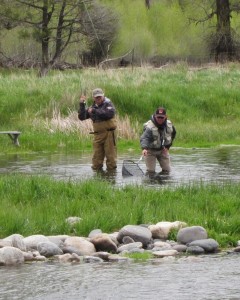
xmin=92 ymin=88 xmax=104 ymax=98
xmin=155 ymin=107 xmax=166 ymax=116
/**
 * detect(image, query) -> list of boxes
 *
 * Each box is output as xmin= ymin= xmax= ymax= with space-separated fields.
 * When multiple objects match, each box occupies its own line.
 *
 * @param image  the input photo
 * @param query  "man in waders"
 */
xmin=78 ymin=88 xmax=117 ymax=171
xmin=140 ymin=107 xmax=176 ymax=177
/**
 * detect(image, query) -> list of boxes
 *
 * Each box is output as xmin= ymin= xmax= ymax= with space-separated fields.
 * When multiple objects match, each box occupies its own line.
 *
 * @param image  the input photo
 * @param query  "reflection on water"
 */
xmin=0 ymin=146 xmax=239 ymax=187
xmin=0 ymin=253 xmax=240 ymax=300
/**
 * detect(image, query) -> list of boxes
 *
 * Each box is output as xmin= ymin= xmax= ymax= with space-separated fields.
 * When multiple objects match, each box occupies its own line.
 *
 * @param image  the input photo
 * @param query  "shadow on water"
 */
xmin=0 ymin=145 xmax=240 ymax=187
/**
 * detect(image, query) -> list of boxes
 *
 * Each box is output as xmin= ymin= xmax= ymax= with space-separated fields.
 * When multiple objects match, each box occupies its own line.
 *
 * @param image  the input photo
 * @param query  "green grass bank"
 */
xmin=1 ymin=63 xmax=240 ymax=153
xmin=0 ymin=174 xmax=239 ymax=248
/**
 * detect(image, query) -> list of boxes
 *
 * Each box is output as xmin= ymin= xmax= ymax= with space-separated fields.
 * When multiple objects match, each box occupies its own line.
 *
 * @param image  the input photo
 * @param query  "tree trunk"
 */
xmin=215 ymin=0 xmax=235 ymax=62
xmin=51 ymin=0 xmax=66 ymax=66
xmin=40 ymin=0 xmax=50 ymax=76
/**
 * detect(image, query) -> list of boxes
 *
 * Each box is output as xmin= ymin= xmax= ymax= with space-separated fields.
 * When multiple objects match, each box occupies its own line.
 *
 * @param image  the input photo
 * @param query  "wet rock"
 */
xmin=37 ymin=241 xmax=63 ymax=257
xmin=117 ymin=225 xmax=152 ymax=247
xmin=84 ymin=256 xmax=104 ymax=263
xmin=64 ymin=237 xmax=96 ymax=255
xmin=56 ymin=253 xmax=73 ymax=263
xmin=0 ymin=246 xmax=24 ymax=265
xmin=23 ymin=251 xmax=35 ymax=261
xmin=92 ymin=251 xmax=110 ymax=261
xmin=152 ymin=249 xmax=178 ymax=258
xmin=188 ymin=238 xmax=219 ymax=253
xmin=108 ymin=254 xmax=130 ymax=262
xmin=4 ymin=234 xmax=26 ymax=252
xmin=62 ymin=246 xmax=83 ymax=256
xmin=55 ymin=253 xmax=82 ymax=263
xmin=177 ymin=226 xmax=208 ymax=244
xmin=34 ymin=255 xmax=47 ymax=261
xmin=90 ymin=233 xmax=117 ymax=253
xmin=153 ymin=241 xmax=172 ymax=249
xmin=172 ymin=244 xmax=187 ymax=252
xmin=23 ymin=235 xmax=50 ymax=250
xmin=233 ymin=246 xmax=240 ymax=252
xmin=117 ymin=242 xmax=143 ymax=253
xmin=186 ymin=245 xmax=205 ymax=255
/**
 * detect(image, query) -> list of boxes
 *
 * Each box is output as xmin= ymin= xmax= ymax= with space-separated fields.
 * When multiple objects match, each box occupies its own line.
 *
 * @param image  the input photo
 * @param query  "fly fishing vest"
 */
xmin=143 ymin=120 xmax=174 ymax=149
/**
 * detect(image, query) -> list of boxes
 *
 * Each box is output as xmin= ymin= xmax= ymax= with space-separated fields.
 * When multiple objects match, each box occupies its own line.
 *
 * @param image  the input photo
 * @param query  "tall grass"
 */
xmin=0 ymin=64 xmax=240 ymax=152
xmin=0 ymin=174 xmax=239 ymax=247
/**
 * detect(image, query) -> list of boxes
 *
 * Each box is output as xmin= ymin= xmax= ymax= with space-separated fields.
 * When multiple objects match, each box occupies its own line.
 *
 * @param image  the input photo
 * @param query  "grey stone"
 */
xmin=37 ymin=241 xmax=63 ymax=257
xmin=172 ymin=244 xmax=187 ymax=252
xmin=186 ymin=245 xmax=205 ymax=255
xmin=84 ymin=256 xmax=104 ymax=263
xmin=88 ymin=229 xmax=102 ymax=238
xmin=177 ymin=226 xmax=208 ymax=245
xmin=117 ymin=242 xmax=143 ymax=253
xmin=234 ymin=246 xmax=240 ymax=252
xmin=62 ymin=246 xmax=83 ymax=256
xmin=122 ymin=236 xmax=135 ymax=244
xmin=4 ymin=234 xmax=26 ymax=252
xmin=90 ymin=233 xmax=117 ymax=253
xmin=64 ymin=237 xmax=96 ymax=255
xmin=117 ymin=225 xmax=152 ymax=247
xmin=0 ymin=246 xmax=24 ymax=265
xmin=23 ymin=235 xmax=49 ymax=250
xmin=188 ymin=239 xmax=219 ymax=253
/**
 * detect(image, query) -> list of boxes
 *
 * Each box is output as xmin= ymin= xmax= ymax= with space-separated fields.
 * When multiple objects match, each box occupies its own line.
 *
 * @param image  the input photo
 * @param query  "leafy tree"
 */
xmin=0 ymin=0 xmax=118 ymax=75
xmin=146 ymin=0 xmax=240 ymax=62
xmin=177 ymin=0 xmax=240 ymax=61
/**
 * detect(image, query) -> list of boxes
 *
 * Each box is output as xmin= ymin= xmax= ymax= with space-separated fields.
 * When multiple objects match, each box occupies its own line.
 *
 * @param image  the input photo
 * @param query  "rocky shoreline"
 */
xmin=1 ymin=220 xmax=240 ymax=266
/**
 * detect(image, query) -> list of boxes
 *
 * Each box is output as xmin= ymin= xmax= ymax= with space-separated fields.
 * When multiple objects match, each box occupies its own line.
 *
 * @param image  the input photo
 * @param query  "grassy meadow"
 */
xmin=0 ymin=174 xmax=240 ymax=248
xmin=0 ymin=64 xmax=240 ymax=248
xmin=1 ymin=63 xmax=240 ymax=152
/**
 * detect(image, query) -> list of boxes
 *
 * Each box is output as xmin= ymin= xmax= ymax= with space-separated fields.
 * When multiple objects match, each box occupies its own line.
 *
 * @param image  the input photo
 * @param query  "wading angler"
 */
xmin=78 ymin=88 xmax=117 ymax=171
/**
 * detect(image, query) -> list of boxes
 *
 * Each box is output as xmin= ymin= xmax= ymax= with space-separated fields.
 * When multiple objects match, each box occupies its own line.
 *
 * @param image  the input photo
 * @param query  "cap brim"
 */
xmin=94 ymin=94 xmax=104 ymax=97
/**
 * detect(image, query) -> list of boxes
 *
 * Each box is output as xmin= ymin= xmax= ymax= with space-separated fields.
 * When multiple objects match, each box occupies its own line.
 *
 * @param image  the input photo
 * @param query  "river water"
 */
xmin=0 ymin=145 xmax=240 ymax=187
xmin=0 ymin=253 xmax=240 ymax=300
xmin=0 ymin=146 xmax=240 ymax=299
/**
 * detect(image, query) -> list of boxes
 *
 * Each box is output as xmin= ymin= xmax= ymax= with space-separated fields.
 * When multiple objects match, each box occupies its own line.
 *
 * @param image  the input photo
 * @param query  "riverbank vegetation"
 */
xmin=0 ymin=174 xmax=239 ymax=248
xmin=1 ymin=64 xmax=240 ymax=153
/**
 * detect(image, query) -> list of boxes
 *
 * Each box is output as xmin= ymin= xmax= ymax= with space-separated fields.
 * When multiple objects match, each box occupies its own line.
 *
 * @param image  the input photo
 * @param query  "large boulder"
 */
xmin=4 ymin=234 xmax=26 ymax=252
xmin=90 ymin=233 xmax=117 ymax=253
xmin=177 ymin=226 xmax=208 ymax=245
xmin=0 ymin=246 xmax=24 ymax=265
xmin=117 ymin=225 xmax=152 ymax=247
xmin=64 ymin=237 xmax=96 ymax=255
xmin=37 ymin=241 xmax=63 ymax=257
xmin=149 ymin=221 xmax=187 ymax=239
xmin=23 ymin=235 xmax=50 ymax=250
xmin=188 ymin=239 xmax=219 ymax=253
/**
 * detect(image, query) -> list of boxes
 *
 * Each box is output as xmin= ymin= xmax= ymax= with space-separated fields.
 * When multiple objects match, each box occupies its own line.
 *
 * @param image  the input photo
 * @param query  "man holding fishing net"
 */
xmin=78 ymin=88 xmax=117 ymax=171
xmin=140 ymin=107 xmax=176 ymax=177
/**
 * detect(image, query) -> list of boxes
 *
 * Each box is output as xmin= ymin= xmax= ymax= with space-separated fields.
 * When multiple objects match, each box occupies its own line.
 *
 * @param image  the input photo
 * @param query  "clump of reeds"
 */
xmin=42 ymin=107 xmax=140 ymax=140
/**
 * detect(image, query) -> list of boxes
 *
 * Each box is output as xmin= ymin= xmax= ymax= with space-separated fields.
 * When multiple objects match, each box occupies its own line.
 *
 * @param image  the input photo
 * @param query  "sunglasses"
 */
xmin=156 ymin=116 xmax=165 ymax=119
